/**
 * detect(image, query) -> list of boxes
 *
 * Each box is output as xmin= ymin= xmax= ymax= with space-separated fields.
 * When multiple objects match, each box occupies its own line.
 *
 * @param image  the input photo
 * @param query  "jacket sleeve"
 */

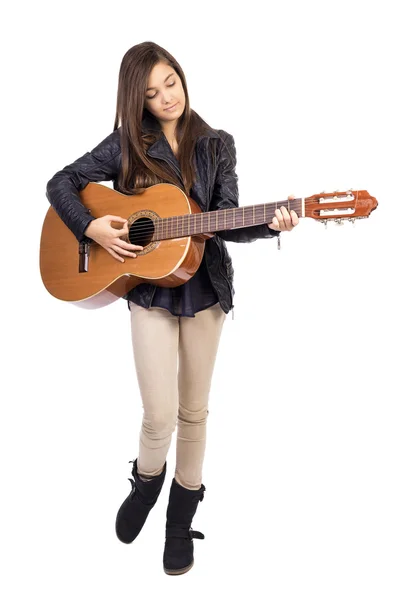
xmin=45 ymin=129 xmax=121 ymax=243
xmin=209 ymin=131 xmax=280 ymax=243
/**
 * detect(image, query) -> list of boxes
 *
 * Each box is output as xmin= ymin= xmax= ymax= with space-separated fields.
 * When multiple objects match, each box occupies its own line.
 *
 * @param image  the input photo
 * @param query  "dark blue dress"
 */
xmin=129 ymin=252 xmax=219 ymax=317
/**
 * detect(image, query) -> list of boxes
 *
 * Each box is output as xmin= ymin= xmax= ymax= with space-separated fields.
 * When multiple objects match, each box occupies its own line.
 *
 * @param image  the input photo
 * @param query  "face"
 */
xmin=144 ymin=62 xmax=186 ymax=127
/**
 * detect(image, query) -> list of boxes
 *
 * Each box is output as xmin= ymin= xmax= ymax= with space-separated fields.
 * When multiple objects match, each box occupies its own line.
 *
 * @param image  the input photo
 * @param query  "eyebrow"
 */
xmin=146 ymin=72 xmax=175 ymax=91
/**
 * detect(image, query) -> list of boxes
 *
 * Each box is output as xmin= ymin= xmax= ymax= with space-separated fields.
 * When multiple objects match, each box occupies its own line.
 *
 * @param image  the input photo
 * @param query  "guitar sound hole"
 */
xmin=128 ymin=217 xmax=155 ymax=247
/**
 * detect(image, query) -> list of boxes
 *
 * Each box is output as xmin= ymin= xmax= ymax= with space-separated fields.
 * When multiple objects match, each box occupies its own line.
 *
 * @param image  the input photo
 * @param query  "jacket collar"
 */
xmin=141 ymin=111 xmax=219 ymax=186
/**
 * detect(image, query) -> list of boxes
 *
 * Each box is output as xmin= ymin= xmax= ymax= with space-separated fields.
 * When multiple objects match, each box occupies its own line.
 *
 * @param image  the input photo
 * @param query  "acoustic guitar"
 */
xmin=39 ymin=183 xmax=378 ymax=309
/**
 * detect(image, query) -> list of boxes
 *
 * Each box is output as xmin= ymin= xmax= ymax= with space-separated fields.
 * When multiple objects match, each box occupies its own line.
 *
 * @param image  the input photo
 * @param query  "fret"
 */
xmin=155 ymin=198 xmax=302 ymax=240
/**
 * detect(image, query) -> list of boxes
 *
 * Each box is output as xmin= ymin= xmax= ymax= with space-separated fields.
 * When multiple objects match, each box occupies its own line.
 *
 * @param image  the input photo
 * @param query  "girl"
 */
xmin=46 ymin=41 xmax=299 ymax=576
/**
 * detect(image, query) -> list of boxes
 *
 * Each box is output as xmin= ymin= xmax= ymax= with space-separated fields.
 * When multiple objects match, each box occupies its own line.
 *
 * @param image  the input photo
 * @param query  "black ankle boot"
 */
xmin=115 ymin=458 xmax=166 ymax=544
xmin=163 ymin=478 xmax=206 ymax=575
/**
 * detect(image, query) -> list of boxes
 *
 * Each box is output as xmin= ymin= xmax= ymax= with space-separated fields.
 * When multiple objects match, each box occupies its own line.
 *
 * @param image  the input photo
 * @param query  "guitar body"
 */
xmin=40 ymin=183 xmax=212 ymax=309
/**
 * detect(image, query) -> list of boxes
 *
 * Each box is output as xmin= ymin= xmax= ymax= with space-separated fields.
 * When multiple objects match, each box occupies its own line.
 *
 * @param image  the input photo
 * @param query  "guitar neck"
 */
xmin=154 ymin=197 xmax=304 ymax=240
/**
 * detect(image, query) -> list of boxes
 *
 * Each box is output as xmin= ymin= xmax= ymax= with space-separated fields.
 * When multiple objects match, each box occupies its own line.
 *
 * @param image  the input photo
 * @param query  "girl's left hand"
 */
xmin=268 ymin=195 xmax=300 ymax=232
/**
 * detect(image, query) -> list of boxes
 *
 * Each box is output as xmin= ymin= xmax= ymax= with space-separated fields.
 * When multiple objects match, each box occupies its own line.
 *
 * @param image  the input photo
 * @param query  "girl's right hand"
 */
xmin=84 ymin=215 xmax=143 ymax=263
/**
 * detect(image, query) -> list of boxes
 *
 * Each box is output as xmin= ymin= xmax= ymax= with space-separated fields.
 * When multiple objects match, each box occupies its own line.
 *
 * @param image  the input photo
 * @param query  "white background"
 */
xmin=2 ymin=0 xmax=399 ymax=598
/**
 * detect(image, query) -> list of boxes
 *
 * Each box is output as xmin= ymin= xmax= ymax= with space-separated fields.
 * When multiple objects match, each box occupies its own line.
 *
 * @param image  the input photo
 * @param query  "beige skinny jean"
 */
xmin=129 ymin=300 xmax=226 ymax=490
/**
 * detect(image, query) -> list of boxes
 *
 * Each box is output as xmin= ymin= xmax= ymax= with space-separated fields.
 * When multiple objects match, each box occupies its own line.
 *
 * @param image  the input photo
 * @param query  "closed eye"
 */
xmin=147 ymin=82 xmax=175 ymax=100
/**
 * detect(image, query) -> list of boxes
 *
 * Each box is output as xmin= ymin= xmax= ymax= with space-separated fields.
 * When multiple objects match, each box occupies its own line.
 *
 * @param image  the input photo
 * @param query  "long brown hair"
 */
xmin=112 ymin=41 xmax=218 ymax=197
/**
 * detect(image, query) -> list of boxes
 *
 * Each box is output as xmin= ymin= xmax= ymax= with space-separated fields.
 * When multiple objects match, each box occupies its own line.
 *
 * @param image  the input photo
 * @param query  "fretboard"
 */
xmin=154 ymin=198 xmax=303 ymax=240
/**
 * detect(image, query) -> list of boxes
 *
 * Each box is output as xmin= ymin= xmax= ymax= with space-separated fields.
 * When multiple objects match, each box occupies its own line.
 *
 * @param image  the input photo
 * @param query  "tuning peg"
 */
xmin=320 ymin=219 xmax=328 ymax=229
xmin=348 ymin=218 xmax=356 ymax=226
xmin=334 ymin=218 xmax=344 ymax=226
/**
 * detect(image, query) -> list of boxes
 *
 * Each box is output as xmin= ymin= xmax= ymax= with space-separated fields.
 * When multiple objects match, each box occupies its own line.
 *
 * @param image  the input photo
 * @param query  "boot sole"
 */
xmin=163 ymin=560 xmax=194 ymax=576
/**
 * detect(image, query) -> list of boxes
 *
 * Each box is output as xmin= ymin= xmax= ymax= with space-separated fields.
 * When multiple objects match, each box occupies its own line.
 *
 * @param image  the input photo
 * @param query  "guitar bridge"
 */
xmin=79 ymin=240 xmax=91 ymax=272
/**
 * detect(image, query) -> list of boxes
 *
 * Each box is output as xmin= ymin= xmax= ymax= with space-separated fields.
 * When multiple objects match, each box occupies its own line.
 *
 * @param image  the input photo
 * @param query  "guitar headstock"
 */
xmin=304 ymin=190 xmax=378 ymax=224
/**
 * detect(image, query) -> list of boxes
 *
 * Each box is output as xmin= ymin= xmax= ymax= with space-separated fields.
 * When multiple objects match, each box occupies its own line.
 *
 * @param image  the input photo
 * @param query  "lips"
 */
xmin=164 ymin=102 xmax=178 ymax=111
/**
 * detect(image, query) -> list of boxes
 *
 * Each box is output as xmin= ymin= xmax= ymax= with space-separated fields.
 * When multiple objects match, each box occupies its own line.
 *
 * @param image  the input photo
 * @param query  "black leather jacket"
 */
xmin=45 ymin=117 xmax=280 ymax=314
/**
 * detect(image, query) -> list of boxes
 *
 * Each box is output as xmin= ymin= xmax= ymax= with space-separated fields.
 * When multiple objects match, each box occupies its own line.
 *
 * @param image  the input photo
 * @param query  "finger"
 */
xmin=110 ymin=244 xmax=137 ymax=258
xmin=267 ymin=220 xmax=279 ymax=230
xmin=113 ymin=223 xmax=130 ymax=238
xmin=106 ymin=215 xmax=128 ymax=224
xmin=116 ymin=239 xmax=144 ymax=251
xmin=275 ymin=209 xmax=285 ymax=230
xmin=280 ymin=206 xmax=292 ymax=229
xmin=107 ymin=247 xmax=125 ymax=263
xmin=287 ymin=195 xmax=296 ymax=200
xmin=270 ymin=215 xmax=281 ymax=230
xmin=290 ymin=210 xmax=300 ymax=226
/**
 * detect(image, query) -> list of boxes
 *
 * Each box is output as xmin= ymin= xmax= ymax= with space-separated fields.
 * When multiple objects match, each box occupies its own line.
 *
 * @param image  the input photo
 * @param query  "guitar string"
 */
xmin=113 ymin=203 xmax=304 ymax=237
xmin=121 ymin=217 xmax=289 ymax=236
xmin=94 ymin=196 xmax=353 ymax=239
